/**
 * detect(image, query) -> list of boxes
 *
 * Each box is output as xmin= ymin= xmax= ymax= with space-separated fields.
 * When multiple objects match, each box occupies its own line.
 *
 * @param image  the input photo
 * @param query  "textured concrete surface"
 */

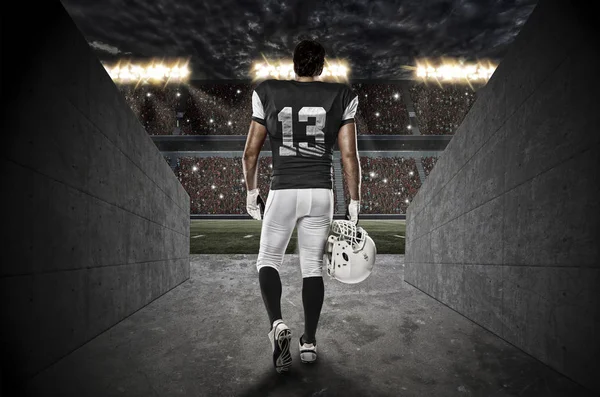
xmin=405 ymin=0 xmax=600 ymax=393
xmin=23 ymin=255 xmax=594 ymax=397
xmin=1 ymin=0 xmax=190 ymax=388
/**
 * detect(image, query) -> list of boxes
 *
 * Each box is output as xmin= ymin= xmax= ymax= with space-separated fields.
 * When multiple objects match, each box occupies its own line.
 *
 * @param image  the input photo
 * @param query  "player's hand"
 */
xmin=246 ymin=188 xmax=265 ymax=220
xmin=345 ymin=199 xmax=360 ymax=225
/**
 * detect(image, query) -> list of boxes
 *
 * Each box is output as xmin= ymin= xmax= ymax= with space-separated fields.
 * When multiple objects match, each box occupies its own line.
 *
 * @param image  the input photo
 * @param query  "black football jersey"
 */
xmin=251 ymin=79 xmax=358 ymax=190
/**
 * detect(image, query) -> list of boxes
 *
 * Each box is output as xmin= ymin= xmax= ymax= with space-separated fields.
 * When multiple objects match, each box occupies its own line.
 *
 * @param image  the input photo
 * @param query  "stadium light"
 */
xmin=103 ymin=59 xmax=191 ymax=84
xmin=252 ymin=58 xmax=349 ymax=81
xmin=410 ymin=58 xmax=497 ymax=85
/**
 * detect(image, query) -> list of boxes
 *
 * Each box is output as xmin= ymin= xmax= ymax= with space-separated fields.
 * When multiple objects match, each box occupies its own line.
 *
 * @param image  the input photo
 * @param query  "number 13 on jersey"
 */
xmin=278 ymin=107 xmax=326 ymax=158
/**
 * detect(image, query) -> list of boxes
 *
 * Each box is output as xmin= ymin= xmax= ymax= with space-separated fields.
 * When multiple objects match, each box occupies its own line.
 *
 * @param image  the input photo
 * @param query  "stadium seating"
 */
xmin=340 ymin=157 xmax=421 ymax=214
xmin=124 ymin=82 xmax=465 ymax=215
xmin=175 ymin=156 xmax=419 ymax=215
xmin=175 ymin=156 xmax=337 ymax=215
xmin=409 ymin=84 xmax=477 ymax=135
xmin=421 ymin=156 xmax=438 ymax=177
xmin=180 ymin=84 xmax=254 ymax=135
xmin=176 ymin=157 xmax=245 ymax=214
xmin=352 ymin=83 xmax=410 ymax=135
xmin=119 ymin=82 xmax=421 ymax=136
xmin=119 ymin=86 xmax=179 ymax=135
xmin=118 ymin=84 xmax=255 ymax=135
xmin=119 ymin=82 xmax=477 ymax=136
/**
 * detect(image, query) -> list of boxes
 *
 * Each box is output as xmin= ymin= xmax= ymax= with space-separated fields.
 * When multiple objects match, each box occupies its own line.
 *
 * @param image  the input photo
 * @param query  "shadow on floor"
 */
xmin=24 ymin=254 xmax=596 ymax=397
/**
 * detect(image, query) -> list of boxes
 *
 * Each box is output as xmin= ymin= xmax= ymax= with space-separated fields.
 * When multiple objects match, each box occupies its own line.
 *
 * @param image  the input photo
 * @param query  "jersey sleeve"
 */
xmin=340 ymin=85 xmax=358 ymax=127
xmin=251 ymin=81 xmax=268 ymax=126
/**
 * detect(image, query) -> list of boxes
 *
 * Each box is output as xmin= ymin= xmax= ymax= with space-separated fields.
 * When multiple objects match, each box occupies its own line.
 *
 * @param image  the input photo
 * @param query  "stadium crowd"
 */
xmin=173 ymin=153 xmax=433 ymax=214
xmin=120 ymin=82 xmax=420 ymax=136
xmin=174 ymin=156 xmax=338 ymax=214
xmin=341 ymin=157 xmax=421 ymax=214
xmin=421 ymin=156 xmax=438 ymax=177
xmin=409 ymin=83 xmax=477 ymax=135
xmin=175 ymin=157 xmax=246 ymax=214
xmin=118 ymin=84 xmax=256 ymax=135
xmin=127 ymin=82 xmax=467 ymax=215
xmin=120 ymin=85 xmax=179 ymax=135
xmin=173 ymin=155 xmax=426 ymax=215
xmin=179 ymin=84 xmax=255 ymax=135
xmin=352 ymin=83 xmax=410 ymax=135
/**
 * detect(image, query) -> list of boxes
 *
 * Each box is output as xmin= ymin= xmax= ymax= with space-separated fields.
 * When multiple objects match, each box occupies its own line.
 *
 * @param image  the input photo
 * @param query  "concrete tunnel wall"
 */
xmin=1 ymin=0 xmax=190 ymax=387
xmin=405 ymin=0 xmax=599 ymax=393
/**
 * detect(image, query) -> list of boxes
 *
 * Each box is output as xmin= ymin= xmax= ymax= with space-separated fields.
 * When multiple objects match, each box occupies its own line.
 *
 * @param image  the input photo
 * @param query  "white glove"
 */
xmin=346 ymin=199 xmax=360 ymax=224
xmin=246 ymin=188 xmax=265 ymax=220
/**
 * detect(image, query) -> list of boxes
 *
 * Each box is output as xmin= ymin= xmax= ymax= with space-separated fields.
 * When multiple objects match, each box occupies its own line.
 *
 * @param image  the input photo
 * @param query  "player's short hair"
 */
xmin=293 ymin=40 xmax=325 ymax=77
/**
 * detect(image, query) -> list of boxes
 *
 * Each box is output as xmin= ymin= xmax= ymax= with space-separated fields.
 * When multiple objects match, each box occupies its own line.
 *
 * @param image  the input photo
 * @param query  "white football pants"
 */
xmin=256 ymin=188 xmax=334 ymax=278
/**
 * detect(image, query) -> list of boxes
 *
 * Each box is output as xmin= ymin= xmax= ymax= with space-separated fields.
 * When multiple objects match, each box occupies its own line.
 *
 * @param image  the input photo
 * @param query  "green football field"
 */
xmin=190 ymin=219 xmax=405 ymax=254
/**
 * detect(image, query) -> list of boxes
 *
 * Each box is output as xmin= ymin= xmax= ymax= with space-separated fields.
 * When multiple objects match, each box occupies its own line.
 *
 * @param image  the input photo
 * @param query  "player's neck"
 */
xmin=295 ymin=76 xmax=317 ymax=82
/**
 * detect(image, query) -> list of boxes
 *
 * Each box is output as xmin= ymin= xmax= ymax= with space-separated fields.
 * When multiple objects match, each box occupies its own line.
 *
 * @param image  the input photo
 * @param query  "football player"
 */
xmin=242 ymin=39 xmax=361 ymax=374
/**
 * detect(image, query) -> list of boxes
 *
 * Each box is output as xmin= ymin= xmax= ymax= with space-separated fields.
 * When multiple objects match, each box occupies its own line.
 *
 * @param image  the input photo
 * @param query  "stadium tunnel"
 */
xmin=1 ymin=0 xmax=599 ymax=396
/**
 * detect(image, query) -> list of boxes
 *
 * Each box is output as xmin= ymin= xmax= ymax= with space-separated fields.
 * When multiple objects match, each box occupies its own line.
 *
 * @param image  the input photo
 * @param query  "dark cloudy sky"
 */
xmin=61 ymin=0 xmax=538 ymax=80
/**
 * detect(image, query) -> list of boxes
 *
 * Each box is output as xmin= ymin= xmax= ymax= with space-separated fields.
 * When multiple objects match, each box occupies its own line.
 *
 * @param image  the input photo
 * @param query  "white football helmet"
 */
xmin=324 ymin=220 xmax=377 ymax=284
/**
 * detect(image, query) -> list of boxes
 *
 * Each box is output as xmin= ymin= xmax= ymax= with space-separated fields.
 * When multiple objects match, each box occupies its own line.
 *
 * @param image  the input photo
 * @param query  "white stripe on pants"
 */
xmin=256 ymin=188 xmax=334 ymax=278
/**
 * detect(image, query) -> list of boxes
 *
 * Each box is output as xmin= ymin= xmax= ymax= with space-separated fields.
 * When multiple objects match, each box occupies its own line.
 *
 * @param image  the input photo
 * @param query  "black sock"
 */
xmin=301 ymin=334 xmax=315 ymax=345
xmin=259 ymin=266 xmax=282 ymax=330
xmin=302 ymin=276 xmax=324 ymax=344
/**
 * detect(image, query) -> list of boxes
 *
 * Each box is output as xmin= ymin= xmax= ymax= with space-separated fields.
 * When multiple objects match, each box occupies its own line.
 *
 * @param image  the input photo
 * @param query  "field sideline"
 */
xmin=190 ymin=219 xmax=405 ymax=254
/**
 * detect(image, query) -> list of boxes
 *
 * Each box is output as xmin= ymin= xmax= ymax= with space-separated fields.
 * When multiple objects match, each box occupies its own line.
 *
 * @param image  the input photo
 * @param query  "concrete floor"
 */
xmin=26 ymin=255 xmax=594 ymax=397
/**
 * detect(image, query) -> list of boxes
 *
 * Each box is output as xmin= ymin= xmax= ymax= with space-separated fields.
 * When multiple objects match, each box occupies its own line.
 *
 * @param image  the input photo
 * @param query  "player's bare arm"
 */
xmin=243 ymin=120 xmax=268 ymax=191
xmin=338 ymin=121 xmax=361 ymax=202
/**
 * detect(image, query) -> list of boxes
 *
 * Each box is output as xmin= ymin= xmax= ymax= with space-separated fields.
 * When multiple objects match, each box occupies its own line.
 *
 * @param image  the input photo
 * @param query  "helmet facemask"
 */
xmin=330 ymin=220 xmax=367 ymax=252
xmin=324 ymin=220 xmax=376 ymax=283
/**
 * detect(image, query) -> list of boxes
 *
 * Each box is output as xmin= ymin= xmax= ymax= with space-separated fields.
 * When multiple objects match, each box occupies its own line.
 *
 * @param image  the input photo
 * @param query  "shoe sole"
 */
xmin=299 ymin=340 xmax=317 ymax=364
xmin=274 ymin=329 xmax=292 ymax=374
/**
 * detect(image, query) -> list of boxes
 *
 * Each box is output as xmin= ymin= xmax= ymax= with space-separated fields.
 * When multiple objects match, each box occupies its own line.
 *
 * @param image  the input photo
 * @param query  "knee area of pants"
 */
xmin=257 ymin=265 xmax=280 ymax=274
xmin=302 ymin=273 xmax=323 ymax=279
